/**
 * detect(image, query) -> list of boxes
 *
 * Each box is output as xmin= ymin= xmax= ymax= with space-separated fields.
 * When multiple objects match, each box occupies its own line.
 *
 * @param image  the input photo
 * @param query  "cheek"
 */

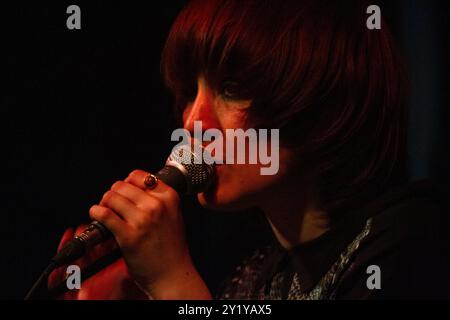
xmin=234 ymin=147 xmax=294 ymax=190
xmin=218 ymin=162 xmax=285 ymax=200
xmin=218 ymin=144 xmax=293 ymax=186
xmin=198 ymin=164 xmax=263 ymax=210
xmin=198 ymin=148 xmax=295 ymax=210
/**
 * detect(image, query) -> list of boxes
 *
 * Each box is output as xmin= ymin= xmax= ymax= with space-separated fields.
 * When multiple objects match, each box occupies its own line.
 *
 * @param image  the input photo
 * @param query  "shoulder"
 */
xmin=334 ymin=179 xmax=450 ymax=299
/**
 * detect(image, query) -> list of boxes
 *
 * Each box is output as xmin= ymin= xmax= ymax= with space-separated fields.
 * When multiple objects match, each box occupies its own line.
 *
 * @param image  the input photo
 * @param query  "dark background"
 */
xmin=2 ymin=1 xmax=449 ymax=299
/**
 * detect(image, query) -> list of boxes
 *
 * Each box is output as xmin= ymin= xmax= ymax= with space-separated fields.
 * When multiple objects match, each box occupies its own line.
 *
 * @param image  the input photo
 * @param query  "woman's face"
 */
xmin=182 ymin=76 xmax=296 ymax=211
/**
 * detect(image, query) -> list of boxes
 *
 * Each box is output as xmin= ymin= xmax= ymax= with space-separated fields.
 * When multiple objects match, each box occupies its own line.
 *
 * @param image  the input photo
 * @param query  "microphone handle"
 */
xmin=50 ymin=221 xmax=111 ymax=267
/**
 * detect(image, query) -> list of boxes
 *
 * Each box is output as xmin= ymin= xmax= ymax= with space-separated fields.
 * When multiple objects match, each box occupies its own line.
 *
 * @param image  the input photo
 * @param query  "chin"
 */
xmin=197 ymin=191 xmax=239 ymax=212
xmin=197 ymin=185 xmax=256 ymax=212
xmin=197 ymin=164 xmax=265 ymax=211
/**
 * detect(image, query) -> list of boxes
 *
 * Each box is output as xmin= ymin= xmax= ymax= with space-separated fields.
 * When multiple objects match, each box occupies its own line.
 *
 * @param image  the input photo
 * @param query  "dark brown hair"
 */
xmin=161 ymin=0 xmax=408 ymax=217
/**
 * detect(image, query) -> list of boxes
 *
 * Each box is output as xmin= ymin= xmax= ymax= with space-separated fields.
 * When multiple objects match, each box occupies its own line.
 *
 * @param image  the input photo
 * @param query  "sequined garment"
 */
xmin=218 ymin=218 xmax=373 ymax=300
xmin=217 ymin=179 xmax=450 ymax=299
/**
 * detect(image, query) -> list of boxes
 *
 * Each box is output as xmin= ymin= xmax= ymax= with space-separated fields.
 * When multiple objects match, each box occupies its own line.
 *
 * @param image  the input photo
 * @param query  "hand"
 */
xmin=48 ymin=226 xmax=148 ymax=300
xmin=89 ymin=169 xmax=211 ymax=299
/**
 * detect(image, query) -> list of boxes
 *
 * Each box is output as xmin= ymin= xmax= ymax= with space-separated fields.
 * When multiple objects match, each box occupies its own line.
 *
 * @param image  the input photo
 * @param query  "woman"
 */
xmin=49 ymin=0 xmax=449 ymax=299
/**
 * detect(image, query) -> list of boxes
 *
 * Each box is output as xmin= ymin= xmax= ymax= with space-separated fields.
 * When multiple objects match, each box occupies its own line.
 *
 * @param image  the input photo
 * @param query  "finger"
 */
xmin=91 ymin=237 xmax=118 ymax=257
xmin=124 ymin=169 xmax=153 ymax=190
xmin=99 ymin=190 xmax=144 ymax=222
xmin=125 ymin=169 xmax=179 ymax=203
xmin=110 ymin=180 xmax=168 ymax=213
xmin=89 ymin=205 xmax=130 ymax=238
xmin=110 ymin=180 xmax=152 ymax=206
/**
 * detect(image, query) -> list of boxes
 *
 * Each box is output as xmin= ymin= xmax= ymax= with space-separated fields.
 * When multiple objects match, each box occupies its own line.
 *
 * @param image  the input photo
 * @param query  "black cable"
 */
xmin=24 ymin=261 xmax=57 ymax=300
xmin=48 ymin=248 xmax=122 ymax=298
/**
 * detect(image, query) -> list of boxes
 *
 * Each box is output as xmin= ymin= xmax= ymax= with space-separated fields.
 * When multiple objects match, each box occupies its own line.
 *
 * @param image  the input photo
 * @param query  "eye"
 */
xmin=219 ymin=80 xmax=251 ymax=100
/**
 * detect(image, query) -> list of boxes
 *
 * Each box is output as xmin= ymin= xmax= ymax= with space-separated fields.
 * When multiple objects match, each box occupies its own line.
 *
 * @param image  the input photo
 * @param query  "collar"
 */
xmin=265 ymin=178 xmax=436 ymax=294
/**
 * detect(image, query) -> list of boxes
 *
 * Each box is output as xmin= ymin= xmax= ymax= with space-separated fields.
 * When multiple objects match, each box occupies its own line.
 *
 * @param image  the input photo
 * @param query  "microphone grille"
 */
xmin=166 ymin=144 xmax=215 ymax=194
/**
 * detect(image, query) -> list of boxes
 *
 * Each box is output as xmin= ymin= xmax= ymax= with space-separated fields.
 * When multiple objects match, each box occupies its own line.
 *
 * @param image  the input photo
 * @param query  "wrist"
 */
xmin=147 ymin=263 xmax=212 ymax=300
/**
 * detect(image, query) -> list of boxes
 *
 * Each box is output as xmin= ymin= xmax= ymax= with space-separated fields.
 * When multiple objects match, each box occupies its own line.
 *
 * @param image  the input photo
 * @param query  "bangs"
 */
xmin=160 ymin=0 xmax=313 ymax=126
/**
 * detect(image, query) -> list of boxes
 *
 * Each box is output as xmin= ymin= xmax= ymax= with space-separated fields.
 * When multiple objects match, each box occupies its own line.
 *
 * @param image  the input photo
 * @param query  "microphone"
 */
xmin=50 ymin=144 xmax=215 ymax=268
xmin=25 ymin=143 xmax=214 ymax=299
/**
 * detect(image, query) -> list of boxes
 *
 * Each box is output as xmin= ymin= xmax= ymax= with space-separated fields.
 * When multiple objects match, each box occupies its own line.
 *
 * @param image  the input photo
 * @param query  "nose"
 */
xmin=183 ymin=77 xmax=220 ymax=134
